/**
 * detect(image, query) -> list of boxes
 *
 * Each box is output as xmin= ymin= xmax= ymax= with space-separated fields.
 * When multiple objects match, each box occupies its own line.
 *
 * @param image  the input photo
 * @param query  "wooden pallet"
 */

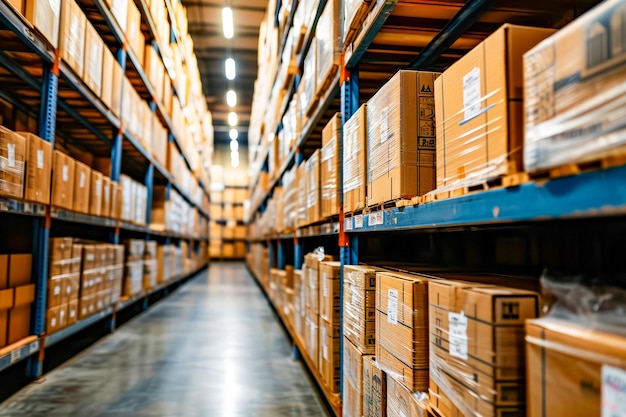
xmin=530 ymin=152 xmax=626 ymax=181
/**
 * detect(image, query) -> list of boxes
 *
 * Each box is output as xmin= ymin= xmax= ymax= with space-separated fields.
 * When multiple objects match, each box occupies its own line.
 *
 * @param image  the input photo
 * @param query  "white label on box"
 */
xmin=60 ymin=309 xmax=65 ymax=320
xmin=51 ymin=318 xmax=57 ymax=327
xmin=368 ymin=212 xmax=383 ymax=226
xmin=387 ymin=289 xmax=398 ymax=324
xmin=70 ymin=309 xmax=76 ymax=318
xmin=80 ymin=172 xmax=86 ymax=188
xmin=379 ymin=108 xmax=389 ymax=144
xmin=29 ymin=341 xmax=39 ymax=354
xmin=87 ymin=254 xmax=94 ymax=261
xmin=7 ymin=144 xmax=15 ymax=167
xmin=345 ymin=218 xmax=352 ymax=231
xmin=62 ymin=165 xmax=69 ymax=182
xmin=10 ymin=349 xmax=21 ymax=364
xmin=322 ymin=272 xmax=328 ymax=297
xmin=37 ymin=150 xmax=44 ymax=169
xmin=54 ymin=285 xmax=60 ymax=295
xmin=463 ymin=67 xmax=482 ymax=121
xmin=449 ymin=311 xmax=468 ymax=360
xmin=66 ymin=286 xmax=72 ymax=295
xmin=322 ymin=327 xmax=328 ymax=360
xmin=354 ymin=215 xmax=363 ymax=229
xmin=602 ymin=365 xmax=626 ymax=417
xmin=96 ymin=179 xmax=101 ymax=196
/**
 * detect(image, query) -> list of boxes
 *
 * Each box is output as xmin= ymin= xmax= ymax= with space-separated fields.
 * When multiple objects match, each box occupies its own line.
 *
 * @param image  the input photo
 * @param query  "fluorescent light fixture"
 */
xmin=228 ymin=112 xmax=238 ymax=127
xmin=226 ymin=90 xmax=237 ymax=107
xmin=229 ymin=129 xmax=238 ymax=140
xmin=225 ymin=58 xmax=236 ymax=80
xmin=222 ymin=7 xmax=234 ymax=39
xmin=231 ymin=158 xmax=240 ymax=168
xmin=230 ymin=139 xmax=239 ymax=151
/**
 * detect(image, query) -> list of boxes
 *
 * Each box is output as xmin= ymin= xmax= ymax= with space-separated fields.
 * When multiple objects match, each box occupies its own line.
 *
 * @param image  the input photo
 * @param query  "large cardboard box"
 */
xmin=20 ymin=132 xmax=51 ymax=204
xmin=110 ymin=0 xmax=128 ymax=31
xmin=101 ymin=47 xmax=123 ymax=116
xmin=524 ymin=0 xmax=626 ymax=172
xmin=25 ymin=0 xmax=61 ymax=48
xmin=0 ymin=127 xmax=26 ymax=199
xmin=344 ymin=337 xmax=365 ymax=417
xmin=526 ymin=318 xmax=626 ymax=417
xmin=304 ymin=265 xmax=319 ymax=314
xmin=367 ymin=71 xmax=437 ymax=206
xmin=46 ymin=304 xmax=68 ymax=334
xmin=435 ymin=24 xmax=555 ymax=187
xmin=67 ymin=299 xmax=78 ymax=326
xmin=8 ymin=283 xmax=35 ymax=343
xmin=73 ymin=161 xmax=91 ymax=214
xmin=59 ymin=0 xmax=86 ymax=76
xmin=89 ymin=170 xmax=103 ymax=216
xmin=321 ymin=114 xmax=341 ymax=218
xmin=305 ymin=309 xmax=319 ymax=370
xmin=344 ymin=104 xmax=367 ymax=213
xmin=315 ymin=0 xmax=340 ymax=90
xmin=305 ymin=150 xmax=321 ymax=224
xmin=52 ymin=152 xmax=75 ymax=210
xmin=387 ymin=375 xmax=424 ymax=417
xmin=83 ymin=22 xmax=104 ymax=97
xmin=344 ymin=265 xmax=385 ymax=354
xmin=9 ymin=254 xmax=31 ymax=287
xmin=319 ymin=318 xmax=340 ymax=393
xmin=101 ymin=176 xmax=111 ymax=218
xmin=319 ymin=261 xmax=340 ymax=324
xmin=363 ymin=356 xmax=386 ymax=417
xmin=376 ymin=271 xmax=429 ymax=392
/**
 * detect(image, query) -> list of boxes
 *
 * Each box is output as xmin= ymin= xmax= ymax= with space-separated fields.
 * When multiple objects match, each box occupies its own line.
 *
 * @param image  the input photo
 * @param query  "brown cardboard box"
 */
xmin=315 ymin=0 xmax=340 ymax=91
xmin=7 ymin=0 xmax=23 ymax=12
xmin=52 ymin=151 xmax=75 ymax=210
xmin=0 ymin=288 xmax=14 ymax=309
xmin=50 ymin=237 xmax=72 ymax=262
xmin=89 ymin=170 xmax=103 ymax=216
xmin=101 ymin=176 xmax=111 ymax=218
xmin=25 ymin=0 xmax=62 ymax=48
xmin=305 ymin=265 xmax=319 ymax=314
xmin=67 ymin=299 xmax=79 ymax=326
xmin=0 ymin=255 xmax=7 ymax=289
xmin=9 ymin=254 xmax=31 ymax=287
xmin=63 ymin=272 xmax=80 ymax=302
xmin=343 ymin=337 xmax=365 ymax=417
xmin=73 ymin=161 xmax=91 ymax=214
xmin=363 ymin=356 xmax=386 ymax=417
xmin=47 ymin=276 xmax=64 ymax=308
xmin=435 ymin=24 xmax=555 ymax=187
xmin=19 ymin=132 xmax=51 ymax=204
xmin=386 ymin=375 xmax=424 ymax=417
xmin=0 ymin=289 xmax=13 ymax=347
xmin=305 ymin=309 xmax=319 ymax=370
xmin=46 ymin=304 xmax=68 ymax=334
xmin=59 ymin=0 xmax=86 ymax=76
xmin=344 ymin=265 xmax=385 ymax=354
xmin=526 ymin=318 xmax=626 ymax=417
xmin=343 ymin=104 xmax=367 ymax=213
xmin=319 ymin=261 xmax=340 ymax=324
xmin=8 ymin=283 xmax=35 ymax=343
xmin=79 ymin=295 xmax=96 ymax=319
xmin=319 ymin=318 xmax=340 ymax=393
xmin=111 ymin=181 xmax=122 ymax=220
xmin=0 ymin=127 xmax=26 ymax=199
xmin=367 ymin=71 xmax=438 ymax=206
xmin=305 ymin=150 xmax=321 ymax=224
xmin=83 ymin=22 xmax=103 ymax=96
xmin=321 ymin=114 xmax=341 ymax=218
xmin=376 ymin=271 xmax=430 ymax=392
xmin=71 ymin=243 xmax=82 ymax=273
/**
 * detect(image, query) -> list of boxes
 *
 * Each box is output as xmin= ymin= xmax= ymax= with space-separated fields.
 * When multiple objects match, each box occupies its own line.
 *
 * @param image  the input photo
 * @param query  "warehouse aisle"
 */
xmin=0 ymin=263 xmax=328 ymax=417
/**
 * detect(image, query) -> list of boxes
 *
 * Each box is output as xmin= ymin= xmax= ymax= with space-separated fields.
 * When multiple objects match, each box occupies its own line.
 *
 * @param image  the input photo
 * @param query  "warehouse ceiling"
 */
xmin=183 ymin=0 xmax=267 ymax=146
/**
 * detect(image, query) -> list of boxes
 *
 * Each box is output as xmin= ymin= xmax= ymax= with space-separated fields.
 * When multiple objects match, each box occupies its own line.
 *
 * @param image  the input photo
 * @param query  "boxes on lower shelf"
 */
xmin=0 ymin=253 xmax=35 ymax=347
xmin=319 ymin=318 xmax=340 ymax=393
xmin=363 ymin=356 xmax=386 ymax=417
xmin=343 ymin=337 xmax=367 ymax=417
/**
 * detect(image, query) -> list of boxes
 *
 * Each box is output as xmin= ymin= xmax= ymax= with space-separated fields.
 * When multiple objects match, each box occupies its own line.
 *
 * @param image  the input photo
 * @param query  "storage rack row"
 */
xmin=245 ymin=0 xmax=620 ymax=415
xmin=0 ymin=0 xmax=212 ymax=386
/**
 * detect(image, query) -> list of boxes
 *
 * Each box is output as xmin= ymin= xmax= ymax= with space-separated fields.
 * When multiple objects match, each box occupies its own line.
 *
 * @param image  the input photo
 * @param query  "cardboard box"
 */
xmin=526 ymin=318 xmax=626 ymax=417
xmin=101 ymin=176 xmax=111 ymax=218
xmin=67 ymin=299 xmax=79 ymax=326
xmin=83 ymin=22 xmax=103 ymax=96
xmin=47 ymin=276 xmax=64 ymax=308
xmin=101 ymin=47 xmax=122 ymax=116
xmin=363 ymin=356 xmax=386 ymax=417
xmin=9 ymin=254 xmax=31 ymax=287
xmin=319 ymin=261 xmax=340 ymax=324
xmin=344 ymin=265 xmax=385 ymax=354
xmin=110 ymin=0 xmax=128 ymax=31
xmin=73 ymin=161 xmax=91 ymax=214
xmin=51 ymin=151 xmax=75 ymax=210
xmin=63 ymin=272 xmax=80 ymax=302
xmin=59 ymin=0 xmax=86 ymax=76
xmin=89 ymin=170 xmax=103 ymax=216
xmin=8 ymin=284 xmax=35 ymax=343
xmin=387 ymin=374 xmax=424 ymax=417
xmin=343 ymin=104 xmax=367 ymax=213
xmin=0 ymin=127 xmax=26 ymax=199
xmin=304 ymin=265 xmax=319 ymax=314
xmin=367 ymin=71 xmax=437 ymax=205
xmin=0 ymin=255 xmax=7 ymax=288
xmin=376 ymin=271 xmax=430 ymax=392
xmin=524 ymin=1 xmax=626 ymax=172
xmin=50 ymin=237 xmax=73 ymax=261
xmin=343 ymin=337 xmax=365 ymax=417
xmin=321 ymin=114 xmax=341 ymax=218
xmin=319 ymin=318 xmax=340 ymax=393
xmin=25 ymin=0 xmax=62 ymax=48
xmin=111 ymin=181 xmax=122 ymax=220
xmin=315 ymin=0 xmax=340 ymax=90
xmin=46 ymin=304 xmax=68 ymax=334
xmin=305 ymin=150 xmax=321 ymax=224
xmin=305 ymin=309 xmax=319 ymax=370
xmin=435 ymin=24 xmax=555 ymax=187
xmin=20 ymin=132 xmax=51 ymax=204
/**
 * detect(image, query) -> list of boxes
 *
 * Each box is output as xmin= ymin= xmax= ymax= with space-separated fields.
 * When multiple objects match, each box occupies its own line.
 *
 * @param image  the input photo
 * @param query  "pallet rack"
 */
xmin=246 ymin=0 xmax=619 ymax=415
xmin=0 ymin=0 xmax=211 ymax=385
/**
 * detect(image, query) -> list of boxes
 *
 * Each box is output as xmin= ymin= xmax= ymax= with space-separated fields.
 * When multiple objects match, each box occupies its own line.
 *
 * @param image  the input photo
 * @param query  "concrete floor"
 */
xmin=0 ymin=262 xmax=328 ymax=417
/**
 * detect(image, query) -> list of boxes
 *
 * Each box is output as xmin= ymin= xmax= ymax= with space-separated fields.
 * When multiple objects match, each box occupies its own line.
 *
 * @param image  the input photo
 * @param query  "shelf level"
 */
xmin=0 ymin=337 xmax=40 ymax=373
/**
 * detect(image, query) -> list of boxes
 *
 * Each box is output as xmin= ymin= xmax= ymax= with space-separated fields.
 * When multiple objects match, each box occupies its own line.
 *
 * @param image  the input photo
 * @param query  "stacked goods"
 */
xmin=434 ymin=25 xmax=555 ymax=190
xmin=428 ymin=280 xmax=538 ymax=417
xmin=363 ymin=356 xmax=386 ymax=417
xmin=315 ymin=0 xmax=340 ymax=92
xmin=319 ymin=261 xmax=341 ymax=393
xmin=343 ymin=104 xmax=367 ymax=213
xmin=0 ymin=253 xmax=36 ymax=347
xmin=51 ymin=150 xmax=74 ymax=210
xmin=123 ymin=239 xmax=145 ymax=297
xmin=387 ymin=375 xmax=423 ymax=417
xmin=25 ymin=0 xmax=62 ymax=48
xmin=343 ymin=0 xmax=370 ymax=46
xmin=47 ymin=238 xmax=80 ymax=333
xmin=19 ymin=132 xmax=52 ymax=204
xmin=143 ymin=241 xmax=157 ymax=291
xmin=344 ymin=337 xmax=369 ymax=417
xmin=367 ymin=71 xmax=438 ymax=206
xmin=524 ymin=0 xmax=626 ymax=173
xmin=58 ymin=0 xmax=86 ymax=76
xmin=321 ymin=114 xmax=341 ymax=218
xmin=282 ymin=166 xmax=297 ymax=231
xmin=73 ymin=160 xmax=91 ymax=214
xmin=305 ymin=150 xmax=321 ymax=224
xmin=293 ymin=268 xmax=305 ymax=341
xmin=120 ymin=174 xmax=148 ymax=225
xmin=295 ymin=162 xmax=308 ymax=227
xmin=0 ymin=127 xmax=26 ymax=199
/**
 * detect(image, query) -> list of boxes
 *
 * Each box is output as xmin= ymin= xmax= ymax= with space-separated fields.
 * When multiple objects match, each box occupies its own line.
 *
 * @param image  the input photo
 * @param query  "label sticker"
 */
xmin=345 ymin=218 xmax=353 ymax=231
xmin=368 ymin=212 xmax=383 ymax=226
xmin=80 ymin=172 xmax=86 ymax=188
xmin=62 ymin=165 xmax=69 ymax=182
xmin=66 ymin=286 xmax=72 ymax=294
xmin=354 ymin=215 xmax=363 ymax=229
xmin=51 ymin=318 xmax=57 ymax=327
xmin=449 ymin=312 xmax=469 ymax=360
xmin=602 ymin=365 xmax=626 ymax=417
xmin=37 ymin=150 xmax=44 ymax=169
xmin=387 ymin=289 xmax=398 ymax=324
xmin=463 ymin=67 xmax=482 ymax=121
xmin=54 ymin=285 xmax=60 ymax=295
xmin=29 ymin=341 xmax=39 ymax=354
xmin=70 ymin=309 xmax=76 ymax=318
xmin=322 ymin=273 xmax=328 ymax=297
xmin=10 ymin=349 xmax=21 ymax=364
xmin=7 ymin=144 xmax=15 ymax=167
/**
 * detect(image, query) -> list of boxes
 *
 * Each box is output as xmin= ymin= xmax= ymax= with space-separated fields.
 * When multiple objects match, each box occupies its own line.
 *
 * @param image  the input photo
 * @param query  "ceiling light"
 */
xmin=226 ymin=90 xmax=237 ymax=107
xmin=222 ymin=7 xmax=234 ymax=39
xmin=225 ymin=58 xmax=236 ymax=80
xmin=228 ymin=112 xmax=238 ymax=127
xmin=229 ymin=129 xmax=238 ymax=140
xmin=230 ymin=139 xmax=239 ymax=151
xmin=231 ymin=158 xmax=240 ymax=168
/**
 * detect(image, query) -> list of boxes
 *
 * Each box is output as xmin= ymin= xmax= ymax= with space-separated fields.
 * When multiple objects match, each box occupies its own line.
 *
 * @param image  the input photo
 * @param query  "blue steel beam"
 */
xmin=145 ymin=164 xmax=154 ymax=225
xmin=38 ymin=66 xmax=58 ymax=143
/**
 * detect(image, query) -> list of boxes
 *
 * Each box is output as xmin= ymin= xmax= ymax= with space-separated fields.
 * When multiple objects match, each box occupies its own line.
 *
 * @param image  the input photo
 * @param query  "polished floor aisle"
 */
xmin=0 ymin=263 xmax=328 ymax=417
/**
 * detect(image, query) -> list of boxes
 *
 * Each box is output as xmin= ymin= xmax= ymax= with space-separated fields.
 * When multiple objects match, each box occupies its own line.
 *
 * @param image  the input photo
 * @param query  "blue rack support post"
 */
xmin=145 ymin=163 xmax=155 ymax=226
xmin=277 ymin=241 xmax=285 ymax=269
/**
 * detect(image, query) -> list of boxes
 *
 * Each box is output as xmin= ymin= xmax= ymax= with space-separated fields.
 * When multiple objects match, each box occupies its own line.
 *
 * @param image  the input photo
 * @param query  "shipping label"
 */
xmin=448 ymin=311 xmax=468 ymax=360
xmin=387 ymin=289 xmax=398 ymax=324
xmin=602 ymin=365 xmax=626 ymax=417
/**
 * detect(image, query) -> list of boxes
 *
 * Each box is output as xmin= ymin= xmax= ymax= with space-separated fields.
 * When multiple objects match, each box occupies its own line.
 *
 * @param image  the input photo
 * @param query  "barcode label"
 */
xmin=10 ymin=349 xmax=21 ymax=364
xmin=368 ymin=212 xmax=383 ymax=226
xmin=449 ymin=312 xmax=468 ymax=360
xmin=387 ymin=289 xmax=398 ymax=324
xmin=354 ymin=215 xmax=363 ymax=228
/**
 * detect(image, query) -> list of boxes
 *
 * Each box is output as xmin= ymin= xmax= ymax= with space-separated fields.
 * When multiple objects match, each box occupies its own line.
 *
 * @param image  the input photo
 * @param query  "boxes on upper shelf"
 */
xmin=51 ymin=151 xmax=75 ymax=210
xmin=0 ymin=127 xmax=26 ymax=199
xmin=321 ymin=114 xmax=341 ymax=218
xmin=25 ymin=0 xmax=62 ymax=48
xmin=305 ymin=150 xmax=321 ymax=224
xmin=343 ymin=104 xmax=367 ymax=213
xmin=59 ymin=0 xmax=86 ymax=77
xmin=73 ymin=161 xmax=91 ymax=214
xmin=20 ymin=132 xmax=52 ymax=204
xmin=315 ymin=0 xmax=340 ymax=92
xmin=83 ymin=22 xmax=104 ymax=97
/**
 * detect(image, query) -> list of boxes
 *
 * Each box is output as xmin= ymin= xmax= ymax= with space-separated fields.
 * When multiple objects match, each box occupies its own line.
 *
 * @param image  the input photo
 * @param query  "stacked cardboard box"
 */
xmin=387 ymin=374 xmax=423 ymax=417
xmin=47 ymin=238 xmax=80 ymax=333
xmin=363 ymin=356 xmax=386 ymax=417
xmin=120 ymin=174 xmax=148 ymax=225
xmin=143 ymin=241 xmax=157 ymax=291
xmin=25 ymin=0 xmax=62 ymax=48
xmin=315 ymin=0 xmax=340 ymax=92
xmin=428 ymin=280 xmax=538 ymax=417
xmin=344 ymin=337 xmax=367 ymax=417
xmin=305 ymin=150 xmax=321 ymax=224
xmin=0 ymin=127 xmax=26 ymax=199
xmin=343 ymin=105 xmax=367 ymax=213
xmin=293 ymin=269 xmax=305 ymax=341
xmin=0 ymin=254 xmax=36 ymax=347
xmin=321 ymin=114 xmax=341 ymax=218
xmin=319 ymin=261 xmax=341 ymax=393
xmin=19 ymin=132 xmax=52 ymax=204
xmin=123 ymin=239 xmax=145 ymax=297
xmin=59 ymin=0 xmax=86 ymax=76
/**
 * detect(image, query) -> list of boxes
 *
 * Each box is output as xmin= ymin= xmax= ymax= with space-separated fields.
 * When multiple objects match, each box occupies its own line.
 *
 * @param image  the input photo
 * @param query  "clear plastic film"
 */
xmin=524 ymin=0 xmax=626 ymax=173
xmin=282 ymin=165 xmax=297 ymax=231
xmin=343 ymin=334 xmax=365 ymax=417
xmin=0 ymin=127 xmax=25 ymax=198
xmin=387 ymin=374 xmax=428 ymax=417
xmin=367 ymin=71 xmax=437 ymax=204
xmin=321 ymin=115 xmax=341 ymax=218
xmin=343 ymin=0 xmax=365 ymax=43
xmin=363 ymin=355 xmax=387 ymax=417
xmin=302 ymin=42 xmax=317 ymax=116
xmin=343 ymin=105 xmax=367 ymax=212
xmin=296 ymin=162 xmax=308 ymax=227
xmin=315 ymin=0 xmax=341 ymax=89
